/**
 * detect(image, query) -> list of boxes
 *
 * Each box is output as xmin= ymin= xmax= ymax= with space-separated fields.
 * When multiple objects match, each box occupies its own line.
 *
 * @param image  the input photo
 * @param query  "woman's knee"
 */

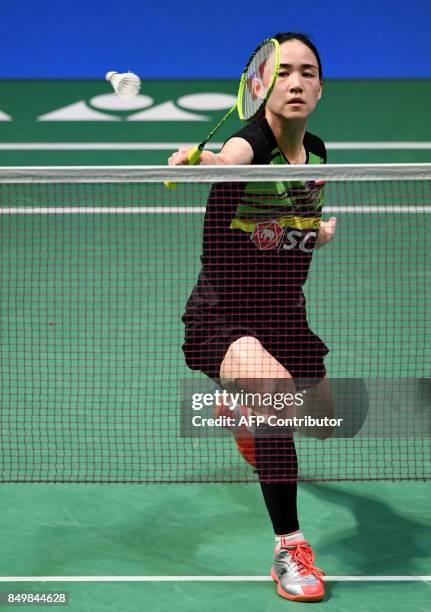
xmin=220 ymin=337 xmax=296 ymax=417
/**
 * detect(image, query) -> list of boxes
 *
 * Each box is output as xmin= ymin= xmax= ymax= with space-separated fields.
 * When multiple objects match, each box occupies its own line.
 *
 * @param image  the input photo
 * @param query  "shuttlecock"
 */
xmin=105 ymin=71 xmax=141 ymax=99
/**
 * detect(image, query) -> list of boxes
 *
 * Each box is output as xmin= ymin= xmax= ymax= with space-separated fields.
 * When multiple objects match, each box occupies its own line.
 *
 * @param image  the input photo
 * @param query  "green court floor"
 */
xmin=0 ymin=482 xmax=429 ymax=610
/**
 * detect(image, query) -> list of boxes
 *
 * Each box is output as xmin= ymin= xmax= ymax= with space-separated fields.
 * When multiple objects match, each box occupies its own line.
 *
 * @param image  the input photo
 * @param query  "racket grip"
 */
xmin=187 ymin=145 xmax=201 ymax=164
xmin=164 ymin=145 xmax=202 ymax=189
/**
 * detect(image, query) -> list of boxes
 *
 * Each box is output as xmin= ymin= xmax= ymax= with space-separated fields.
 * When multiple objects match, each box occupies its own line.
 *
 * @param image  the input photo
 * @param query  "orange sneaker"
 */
xmin=214 ymin=402 xmax=256 ymax=467
xmin=271 ymin=538 xmax=325 ymax=602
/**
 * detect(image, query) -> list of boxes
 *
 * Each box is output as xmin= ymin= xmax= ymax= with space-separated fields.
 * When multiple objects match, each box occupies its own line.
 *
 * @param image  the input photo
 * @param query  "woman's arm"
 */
xmin=168 ymin=137 xmax=254 ymax=166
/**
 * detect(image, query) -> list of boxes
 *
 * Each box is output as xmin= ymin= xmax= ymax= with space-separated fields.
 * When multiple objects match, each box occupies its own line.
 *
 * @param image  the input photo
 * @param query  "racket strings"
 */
xmin=239 ymin=39 xmax=280 ymax=121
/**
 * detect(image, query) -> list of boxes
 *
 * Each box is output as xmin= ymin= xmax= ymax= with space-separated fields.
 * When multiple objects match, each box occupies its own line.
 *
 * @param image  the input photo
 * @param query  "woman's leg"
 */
xmin=219 ymin=335 xmax=326 ymax=602
xmin=220 ymin=336 xmax=300 ymax=530
xmin=220 ymin=336 xmax=297 ymax=418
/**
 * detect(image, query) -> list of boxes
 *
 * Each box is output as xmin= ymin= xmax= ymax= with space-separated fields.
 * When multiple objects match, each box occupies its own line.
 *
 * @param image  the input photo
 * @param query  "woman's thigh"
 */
xmin=220 ymin=335 xmax=333 ymax=436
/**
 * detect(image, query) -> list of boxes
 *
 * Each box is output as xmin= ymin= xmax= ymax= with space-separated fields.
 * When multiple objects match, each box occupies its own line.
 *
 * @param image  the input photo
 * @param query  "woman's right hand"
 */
xmin=168 ymin=148 xmax=219 ymax=166
xmin=168 ymin=148 xmax=192 ymax=166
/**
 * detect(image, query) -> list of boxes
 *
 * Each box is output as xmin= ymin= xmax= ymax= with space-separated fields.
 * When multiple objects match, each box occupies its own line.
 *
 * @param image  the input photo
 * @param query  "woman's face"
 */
xmin=265 ymin=39 xmax=322 ymax=122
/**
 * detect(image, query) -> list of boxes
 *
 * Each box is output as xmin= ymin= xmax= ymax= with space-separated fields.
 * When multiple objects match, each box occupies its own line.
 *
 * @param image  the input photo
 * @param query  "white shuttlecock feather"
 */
xmin=105 ymin=71 xmax=141 ymax=99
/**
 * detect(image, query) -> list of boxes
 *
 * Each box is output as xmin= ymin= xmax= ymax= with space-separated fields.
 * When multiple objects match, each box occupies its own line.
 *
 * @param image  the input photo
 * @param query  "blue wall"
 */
xmin=2 ymin=0 xmax=430 ymax=78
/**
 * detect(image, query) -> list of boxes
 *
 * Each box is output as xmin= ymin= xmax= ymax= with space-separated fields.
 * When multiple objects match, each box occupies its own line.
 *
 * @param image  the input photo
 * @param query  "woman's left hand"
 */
xmin=315 ymin=217 xmax=337 ymax=249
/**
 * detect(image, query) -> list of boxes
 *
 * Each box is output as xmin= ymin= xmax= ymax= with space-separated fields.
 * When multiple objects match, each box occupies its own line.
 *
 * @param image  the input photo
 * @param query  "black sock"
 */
xmin=259 ymin=481 xmax=299 ymax=534
xmin=254 ymin=425 xmax=299 ymax=534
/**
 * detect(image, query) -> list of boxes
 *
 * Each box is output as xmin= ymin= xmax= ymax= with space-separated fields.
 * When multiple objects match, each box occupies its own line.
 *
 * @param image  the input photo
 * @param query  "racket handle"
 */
xmin=187 ymin=145 xmax=201 ymax=164
xmin=164 ymin=145 xmax=202 ymax=189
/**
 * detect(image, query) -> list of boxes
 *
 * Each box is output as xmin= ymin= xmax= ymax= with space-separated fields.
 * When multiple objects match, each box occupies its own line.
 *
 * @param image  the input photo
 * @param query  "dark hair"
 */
xmin=273 ymin=32 xmax=323 ymax=80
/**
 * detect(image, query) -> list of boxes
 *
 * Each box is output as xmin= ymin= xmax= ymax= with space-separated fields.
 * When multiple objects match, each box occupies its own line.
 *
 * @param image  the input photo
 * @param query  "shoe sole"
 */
xmin=271 ymin=567 xmax=324 ymax=602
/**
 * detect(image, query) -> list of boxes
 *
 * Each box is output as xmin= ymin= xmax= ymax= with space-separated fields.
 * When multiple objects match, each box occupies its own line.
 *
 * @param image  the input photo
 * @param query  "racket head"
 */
xmin=237 ymin=38 xmax=280 ymax=121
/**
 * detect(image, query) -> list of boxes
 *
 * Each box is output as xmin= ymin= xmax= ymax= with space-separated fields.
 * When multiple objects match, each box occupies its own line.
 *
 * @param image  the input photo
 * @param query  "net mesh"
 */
xmin=1 ymin=164 xmax=430 ymax=483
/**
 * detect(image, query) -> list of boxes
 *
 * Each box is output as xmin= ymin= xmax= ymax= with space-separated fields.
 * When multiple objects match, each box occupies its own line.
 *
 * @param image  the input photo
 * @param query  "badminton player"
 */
xmin=169 ymin=32 xmax=336 ymax=602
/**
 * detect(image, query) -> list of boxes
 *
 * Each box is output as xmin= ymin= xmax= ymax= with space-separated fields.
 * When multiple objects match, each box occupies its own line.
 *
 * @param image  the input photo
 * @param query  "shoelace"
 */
xmin=281 ymin=543 xmax=325 ymax=580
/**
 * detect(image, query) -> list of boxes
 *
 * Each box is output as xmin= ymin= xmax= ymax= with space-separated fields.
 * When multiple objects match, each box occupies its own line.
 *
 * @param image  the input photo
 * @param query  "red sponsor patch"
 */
xmin=251 ymin=221 xmax=283 ymax=250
